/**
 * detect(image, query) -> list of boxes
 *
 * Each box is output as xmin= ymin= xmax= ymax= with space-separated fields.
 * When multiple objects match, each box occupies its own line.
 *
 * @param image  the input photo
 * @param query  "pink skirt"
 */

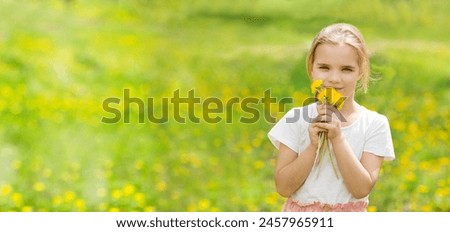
xmin=282 ymin=198 xmax=368 ymax=212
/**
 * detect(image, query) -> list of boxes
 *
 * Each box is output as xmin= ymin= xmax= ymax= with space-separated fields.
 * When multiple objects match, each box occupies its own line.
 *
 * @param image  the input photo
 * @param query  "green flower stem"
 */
xmin=314 ymin=131 xmax=340 ymax=179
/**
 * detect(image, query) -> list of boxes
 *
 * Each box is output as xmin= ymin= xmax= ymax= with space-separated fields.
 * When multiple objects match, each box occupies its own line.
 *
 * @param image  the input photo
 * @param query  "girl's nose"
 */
xmin=327 ymin=72 xmax=341 ymax=83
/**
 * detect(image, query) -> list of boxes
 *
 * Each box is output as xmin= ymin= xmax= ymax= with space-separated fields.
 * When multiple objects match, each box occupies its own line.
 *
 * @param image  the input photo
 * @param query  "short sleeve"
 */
xmin=364 ymin=115 xmax=395 ymax=160
xmin=267 ymin=108 xmax=304 ymax=153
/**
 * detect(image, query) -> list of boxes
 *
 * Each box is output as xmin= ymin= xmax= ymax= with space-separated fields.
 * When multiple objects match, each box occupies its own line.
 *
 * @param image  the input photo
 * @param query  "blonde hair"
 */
xmin=306 ymin=23 xmax=370 ymax=93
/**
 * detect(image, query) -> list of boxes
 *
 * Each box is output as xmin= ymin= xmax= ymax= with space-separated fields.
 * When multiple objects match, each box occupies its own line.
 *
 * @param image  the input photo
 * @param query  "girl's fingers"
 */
xmin=310 ymin=123 xmax=329 ymax=132
xmin=312 ymin=114 xmax=332 ymax=123
xmin=314 ymin=122 xmax=333 ymax=130
xmin=317 ymin=104 xmax=339 ymax=117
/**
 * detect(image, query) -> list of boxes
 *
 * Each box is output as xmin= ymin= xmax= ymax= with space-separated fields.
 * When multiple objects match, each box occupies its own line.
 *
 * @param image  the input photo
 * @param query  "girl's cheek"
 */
xmin=311 ymin=71 xmax=322 ymax=80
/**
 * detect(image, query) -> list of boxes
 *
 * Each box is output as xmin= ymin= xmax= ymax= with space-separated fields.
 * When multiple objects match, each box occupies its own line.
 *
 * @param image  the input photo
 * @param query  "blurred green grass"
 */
xmin=0 ymin=0 xmax=448 ymax=211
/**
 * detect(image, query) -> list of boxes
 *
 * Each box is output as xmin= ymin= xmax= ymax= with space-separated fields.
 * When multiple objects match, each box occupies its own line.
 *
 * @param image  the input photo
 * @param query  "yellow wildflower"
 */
xmin=156 ymin=181 xmax=167 ymax=192
xmin=310 ymin=79 xmax=347 ymax=179
xmin=33 ymin=182 xmax=45 ymax=192
xmin=198 ymin=199 xmax=210 ymax=210
xmin=1 ymin=184 xmax=13 ymax=196
xmin=311 ymin=79 xmax=323 ymax=94
xmin=22 ymin=206 xmax=33 ymax=212
xmin=123 ymin=184 xmax=135 ymax=196
xmin=312 ymin=79 xmax=345 ymax=110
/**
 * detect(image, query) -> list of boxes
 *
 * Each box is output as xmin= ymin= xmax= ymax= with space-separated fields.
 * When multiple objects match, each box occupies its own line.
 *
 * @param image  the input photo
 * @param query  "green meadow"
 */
xmin=0 ymin=0 xmax=448 ymax=211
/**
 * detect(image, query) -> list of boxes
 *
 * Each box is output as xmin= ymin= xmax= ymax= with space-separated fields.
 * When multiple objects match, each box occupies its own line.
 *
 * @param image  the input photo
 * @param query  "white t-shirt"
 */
xmin=268 ymin=103 xmax=395 ymax=204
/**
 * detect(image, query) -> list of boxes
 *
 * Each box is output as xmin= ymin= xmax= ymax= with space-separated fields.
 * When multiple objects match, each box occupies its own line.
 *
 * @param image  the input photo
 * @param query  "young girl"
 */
xmin=268 ymin=23 xmax=395 ymax=212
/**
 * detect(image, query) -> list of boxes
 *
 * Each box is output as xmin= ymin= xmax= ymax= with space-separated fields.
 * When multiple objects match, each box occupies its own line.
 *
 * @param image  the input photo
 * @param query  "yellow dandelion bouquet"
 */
xmin=310 ymin=80 xmax=345 ymax=179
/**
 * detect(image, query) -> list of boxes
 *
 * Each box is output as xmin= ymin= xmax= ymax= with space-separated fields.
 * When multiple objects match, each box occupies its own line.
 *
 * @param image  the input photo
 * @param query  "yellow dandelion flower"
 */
xmin=312 ymin=80 xmax=345 ymax=110
xmin=208 ymin=207 xmax=219 ymax=212
xmin=243 ymin=144 xmax=252 ymax=154
xmin=144 ymin=206 xmax=155 ymax=212
xmin=52 ymin=196 xmax=62 ymax=206
xmin=417 ymin=185 xmax=428 ymax=194
xmin=64 ymin=191 xmax=76 ymax=203
xmin=435 ymin=188 xmax=446 ymax=198
xmin=112 ymin=189 xmax=122 ymax=199
xmin=399 ymin=156 xmax=411 ymax=168
xmin=156 ymin=181 xmax=166 ymax=192
xmin=396 ymin=99 xmax=409 ymax=111
xmin=253 ymin=160 xmax=265 ymax=170
xmin=392 ymin=120 xmax=406 ymax=131
xmin=405 ymin=172 xmax=416 ymax=182
xmin=264 ymin=194 xmax=278 ymax=206
xmin=198 ymin=199 xmax=210 ymax=210
xmin=311 ymin=80 xmax=323 ymax=94
xmin=439 ymin=157 xmax=449 ymax=166
xmin=109 ymin=207 xmax=120 ymax=212
xmin=123 ymin=184 xmax=135 ymax=196
xmin=419 ymin=161 xmax=430 ymax=170
xmin=328 ymin=88 xmax=345 ymax=110
xmin=251 ymin=137 xmax=262 ymax=147
xmin=367 ymin=206 xmax=377 ymax=212
xmin=12 ymin=193 xmax=23 ymax=206
xmin=134 ymin=192 xmax=145 ymax=205
xmin=1 ymin=85 xmax=12 ymax=97
xmin=408 ymin=122 xmax=419 ymax=135
xmin=75 ymin=199 xmax=86 ymax=211
xmin=316 ymin=90 xmax=327 ymax=103
xmin=310 ymin=80 xmax=345 ymax=179
xmin=187 ymin=203 xmax=196 ymax=212
xmin=1 ymin=184 xmax=13 ymax=196
xmin=33 ymin=182 xmax=45 ymax=192
xmin=247 ymin=204 xmax=257 ymax=212
xmin=421 ymin=205 xmax=432 ymax=212
xmin=190 ymin=156 xmax=201 ymax=168
xmin=316 ymin=88 xmax=345 ymax=110
xmin=22 ymin=206 xmax=33 ymax=212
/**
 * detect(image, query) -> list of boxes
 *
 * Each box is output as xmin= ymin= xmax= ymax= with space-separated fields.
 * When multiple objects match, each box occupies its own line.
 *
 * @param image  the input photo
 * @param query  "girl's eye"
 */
xmin=319 ymin=66 xmax=329 ymax=70
xmin=343 ymin=68 xmax=353 ymax=72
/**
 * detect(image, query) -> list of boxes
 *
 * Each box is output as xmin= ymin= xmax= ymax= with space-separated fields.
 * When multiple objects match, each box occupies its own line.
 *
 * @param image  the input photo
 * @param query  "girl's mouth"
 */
xmin=325 ymin=86 xmax=343 ymax=92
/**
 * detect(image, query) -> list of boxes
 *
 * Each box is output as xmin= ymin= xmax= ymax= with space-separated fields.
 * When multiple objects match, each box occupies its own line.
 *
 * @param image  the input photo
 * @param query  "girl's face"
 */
xmin=312 ymin=43 xmax=361 ymax=100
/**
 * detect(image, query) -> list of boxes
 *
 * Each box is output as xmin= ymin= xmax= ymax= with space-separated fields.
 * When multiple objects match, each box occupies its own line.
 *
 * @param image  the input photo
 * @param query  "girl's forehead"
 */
xmin=314 ymin=43 xmax=359 ymax=65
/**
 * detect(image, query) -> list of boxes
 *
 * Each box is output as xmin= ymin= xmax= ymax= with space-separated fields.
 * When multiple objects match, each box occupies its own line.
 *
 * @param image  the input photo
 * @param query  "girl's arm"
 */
xmin=330 ymin=136 xmax=383 ymax=199
xmin=274 ymin=121 xmax=327 ymax=197
xmin=314 ymin=104 xmax=384 ymax=198
xmin=274 ymin=143 xmax=317 ymax=197
xmin=315 ymin=117 xmax=384 ymax=198
xmin=318 ymin=123 xmax=383 ymax=198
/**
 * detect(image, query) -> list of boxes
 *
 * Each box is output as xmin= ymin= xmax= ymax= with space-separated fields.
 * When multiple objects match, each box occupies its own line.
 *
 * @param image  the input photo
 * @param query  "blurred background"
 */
xmin=0 ymin=0 xmax=448 ymax=211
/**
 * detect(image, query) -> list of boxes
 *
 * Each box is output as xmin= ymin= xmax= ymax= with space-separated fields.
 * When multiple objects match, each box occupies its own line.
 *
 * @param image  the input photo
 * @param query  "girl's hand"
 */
xmin=308 ymin=122 xmax=327 ymax=148
xmin=312 ymin=104 xmax=343 ymax=140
